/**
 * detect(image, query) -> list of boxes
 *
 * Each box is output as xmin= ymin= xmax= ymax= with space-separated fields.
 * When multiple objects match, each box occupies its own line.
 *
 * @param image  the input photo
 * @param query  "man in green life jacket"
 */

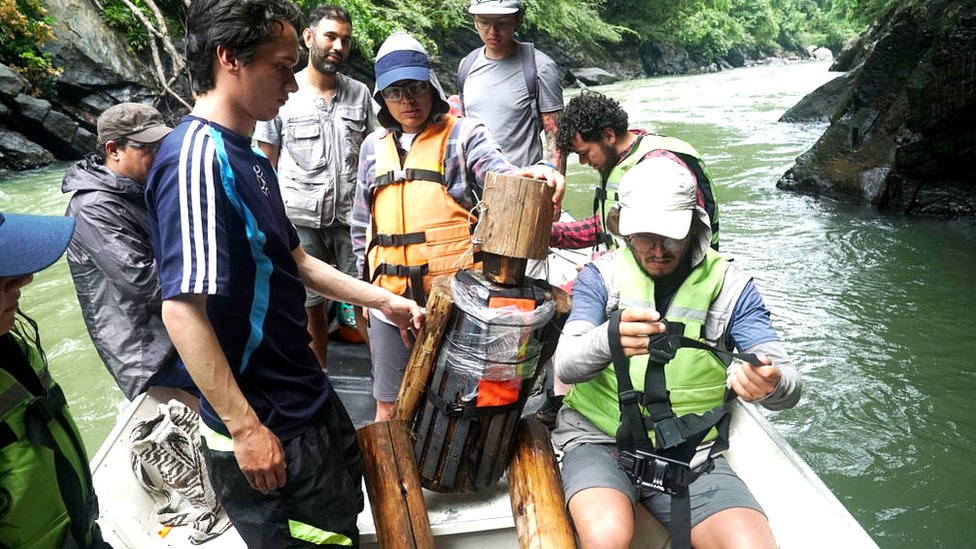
xmin=555 ymin=91 xmax=721 ymax=251
xmin=551 ymin=158 xmax=801 ymax=548
xmin=0 ymin=211 xmax=110 ymax=548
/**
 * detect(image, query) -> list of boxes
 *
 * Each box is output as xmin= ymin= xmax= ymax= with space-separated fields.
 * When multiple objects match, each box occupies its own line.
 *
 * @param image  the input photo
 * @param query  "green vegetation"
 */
xmin=0 ymin=0 xmax=59 ymax=96
xmin=292 ymin=0 xmax=623 ymax=61
xmin=99 ymin=0 xmax=185 ymax=53
xmin=602 ymin=0 xmax=895 ymax=60
xmin=323 ymin=0 xmax=905 ymax=63
xmin=1 ymin=0 xmax=907 ymax=100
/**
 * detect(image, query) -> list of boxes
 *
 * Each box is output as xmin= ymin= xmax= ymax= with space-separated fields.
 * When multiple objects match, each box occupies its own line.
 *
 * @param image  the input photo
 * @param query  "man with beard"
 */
xmin=552 ymin=158 xmax=800 ymax=549
xmin=256 ymin=4 xmax=375 ymax=367
xmin=555 ymin=92 xmax=721 ymax=251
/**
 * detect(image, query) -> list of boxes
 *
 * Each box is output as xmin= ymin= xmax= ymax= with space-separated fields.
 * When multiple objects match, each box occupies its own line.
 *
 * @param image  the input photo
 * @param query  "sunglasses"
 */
xmin=627 ymin=233 xmax=685 ymax=253
xmin=380 ymin=81 xmax=429 ymax=102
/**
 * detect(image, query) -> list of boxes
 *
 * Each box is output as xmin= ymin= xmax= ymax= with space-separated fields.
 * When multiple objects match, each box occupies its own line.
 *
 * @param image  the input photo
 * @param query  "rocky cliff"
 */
xmin=0 ymin=0 xmax=165 ymax=171
xmin=777 ymin=0 xmax=976 ymax=216
xmin=0 ymin=1 xmax=827 ymax=174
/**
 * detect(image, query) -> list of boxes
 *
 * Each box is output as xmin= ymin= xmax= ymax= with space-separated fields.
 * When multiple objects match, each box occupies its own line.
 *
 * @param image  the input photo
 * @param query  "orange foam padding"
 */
xmin=476 ymin=295 xmax=536 ymax=407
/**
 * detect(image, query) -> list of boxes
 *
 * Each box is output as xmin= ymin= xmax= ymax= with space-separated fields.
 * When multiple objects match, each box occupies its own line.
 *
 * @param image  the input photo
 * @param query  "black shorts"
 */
xmin=201 ymin=396 xmax=364 ymax=547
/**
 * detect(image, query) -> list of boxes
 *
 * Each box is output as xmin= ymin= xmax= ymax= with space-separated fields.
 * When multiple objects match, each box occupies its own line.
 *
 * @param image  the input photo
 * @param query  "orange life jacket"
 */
xmin=366 ymin=115 xmax=479 ymax=305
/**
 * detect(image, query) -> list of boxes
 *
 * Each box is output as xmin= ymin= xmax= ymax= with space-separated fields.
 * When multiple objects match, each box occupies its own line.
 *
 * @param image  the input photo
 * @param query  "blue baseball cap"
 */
xmin=374 ymin=32 xmax=431 ymax=91
xmin=0 ymin=212 xmax=75 ymax=277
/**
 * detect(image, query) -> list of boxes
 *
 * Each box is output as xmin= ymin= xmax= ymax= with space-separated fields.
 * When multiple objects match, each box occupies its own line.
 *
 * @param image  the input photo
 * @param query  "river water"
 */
xmin=2 ymin=61 xmax=974 ymax=547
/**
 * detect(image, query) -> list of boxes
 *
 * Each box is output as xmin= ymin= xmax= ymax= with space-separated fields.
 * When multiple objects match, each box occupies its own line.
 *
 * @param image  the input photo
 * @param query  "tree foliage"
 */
xmin=0 ymin=0 xmax=60 ymax=96
xmin=5 ymin=0 xmax=904 ymax=104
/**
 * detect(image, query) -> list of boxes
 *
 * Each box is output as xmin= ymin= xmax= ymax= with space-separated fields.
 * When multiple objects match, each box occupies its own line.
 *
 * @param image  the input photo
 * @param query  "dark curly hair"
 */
xmin=185 ymin=0 xmax=302 ymax=95
xmin=555 ymin=91 xmax=629 ymax=154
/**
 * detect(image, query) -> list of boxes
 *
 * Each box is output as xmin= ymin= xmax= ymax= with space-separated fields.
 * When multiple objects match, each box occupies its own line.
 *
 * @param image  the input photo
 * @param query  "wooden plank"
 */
xmin=489 ymin=410 xmax=520 ymax=489
xmin=474 ymin=411 xmax=507 ymax=489
xmin=420 ymin=367 xmax=461 ymax=487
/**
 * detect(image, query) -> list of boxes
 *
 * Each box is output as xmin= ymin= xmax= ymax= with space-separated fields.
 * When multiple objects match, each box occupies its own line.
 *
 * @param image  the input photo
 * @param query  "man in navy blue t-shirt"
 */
xmin=145 ymin=0 xmax=422 ymax=545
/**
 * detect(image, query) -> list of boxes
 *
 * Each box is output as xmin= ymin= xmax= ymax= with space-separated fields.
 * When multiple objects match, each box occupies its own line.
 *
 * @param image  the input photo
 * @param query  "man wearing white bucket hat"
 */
xmin=552 ymin=156 xmax=802 ymax=549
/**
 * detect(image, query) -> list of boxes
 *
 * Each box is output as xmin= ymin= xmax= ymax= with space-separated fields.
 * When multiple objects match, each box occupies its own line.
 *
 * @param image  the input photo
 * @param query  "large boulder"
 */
xmin=777 ymin=0 xmax=976 ymax=216
xmin=0 ymin=65 xmax=30 ymax=97
xmin=640 ymin=41 xmax=698 ymax=75
xmin=570 ymin=67 xmax=619 ymax=86
xmin=0 ymin=125 xmax=56 ymax=170
xmin=779 ymin=69 xmax=856 ymax=123
xmin=0 ymin=0 xmax=165 ymax=169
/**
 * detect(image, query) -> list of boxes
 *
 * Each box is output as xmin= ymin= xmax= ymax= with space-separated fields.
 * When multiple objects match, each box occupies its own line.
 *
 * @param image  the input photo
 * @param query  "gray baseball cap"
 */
xmin=97 ymin=103 xmax=172 ymax=144
xmin=468 ymin=0 xmax=522 ymax=15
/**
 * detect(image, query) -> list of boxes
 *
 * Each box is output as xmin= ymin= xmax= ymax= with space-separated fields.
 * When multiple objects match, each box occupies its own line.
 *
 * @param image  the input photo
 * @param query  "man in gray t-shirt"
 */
xmin=459 ymin=0 xmax=565 ymax=171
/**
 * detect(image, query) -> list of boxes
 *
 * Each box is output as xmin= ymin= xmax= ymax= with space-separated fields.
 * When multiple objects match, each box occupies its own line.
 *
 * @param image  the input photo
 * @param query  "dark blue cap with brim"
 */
xmin=0 ymin=212 xmax=75 ymax=277
xmin=375 ymin=49 xmax=431 ymax=91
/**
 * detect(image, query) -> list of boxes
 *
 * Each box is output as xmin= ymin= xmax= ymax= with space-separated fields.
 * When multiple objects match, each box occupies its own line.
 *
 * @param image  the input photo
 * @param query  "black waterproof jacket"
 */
xmin=62 ymin=156 xmax=177 ymax=399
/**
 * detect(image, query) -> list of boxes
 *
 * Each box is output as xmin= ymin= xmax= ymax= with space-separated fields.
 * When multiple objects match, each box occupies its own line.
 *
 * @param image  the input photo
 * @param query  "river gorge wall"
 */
xmin=777 ymin=0 xmax=976 ymax=216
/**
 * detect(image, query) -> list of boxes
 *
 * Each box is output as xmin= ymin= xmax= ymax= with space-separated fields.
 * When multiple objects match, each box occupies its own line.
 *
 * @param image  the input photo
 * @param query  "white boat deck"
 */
xmin=91 ymin=386 xmax=877 ymax=548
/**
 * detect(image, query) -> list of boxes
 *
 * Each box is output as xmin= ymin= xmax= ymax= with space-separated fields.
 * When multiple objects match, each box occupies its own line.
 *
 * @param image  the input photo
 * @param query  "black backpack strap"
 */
xmin=457 ymin=50 xmax=480 ymax=115
xmin=519 ymin=42 xmax=539 ymax=121
xmin=608 ymin=315 xmax=741 ymax=549
xmin=671 ymin=151 xmax=719 ymax=251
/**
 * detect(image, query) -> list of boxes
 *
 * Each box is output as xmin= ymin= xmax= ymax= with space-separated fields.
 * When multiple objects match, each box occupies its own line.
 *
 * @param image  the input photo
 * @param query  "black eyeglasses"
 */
xmin=380 ymin=81 xmax=429 ymax=102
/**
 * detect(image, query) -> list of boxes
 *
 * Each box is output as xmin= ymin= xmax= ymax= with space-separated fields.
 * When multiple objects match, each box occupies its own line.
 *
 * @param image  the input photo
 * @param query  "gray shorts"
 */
xmin=366 ymin=312 xmax=414 ymax=402
xmin=296 ymin=223 xmax=357 ymax=307
xmin=561 ymin=443 xmax=763 ymax=528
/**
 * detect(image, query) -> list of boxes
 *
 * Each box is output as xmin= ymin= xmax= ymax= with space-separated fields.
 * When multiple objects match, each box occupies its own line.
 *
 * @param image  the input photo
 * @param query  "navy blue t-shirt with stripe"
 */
xmin=146 ymin=115 xmax=330 ymax=441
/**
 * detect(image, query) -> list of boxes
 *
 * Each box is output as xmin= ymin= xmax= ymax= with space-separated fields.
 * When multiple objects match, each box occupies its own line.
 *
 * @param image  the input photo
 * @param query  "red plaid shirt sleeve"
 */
xmin=549 ymin=213 xmax=602 ymax=250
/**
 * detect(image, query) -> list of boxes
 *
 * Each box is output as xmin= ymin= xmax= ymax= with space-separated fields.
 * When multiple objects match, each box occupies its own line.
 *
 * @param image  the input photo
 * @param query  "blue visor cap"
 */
xmin=0 ymin=212 xmax=75 ymax=277
xmin=375 ymin=50 xmax=431 ymax=91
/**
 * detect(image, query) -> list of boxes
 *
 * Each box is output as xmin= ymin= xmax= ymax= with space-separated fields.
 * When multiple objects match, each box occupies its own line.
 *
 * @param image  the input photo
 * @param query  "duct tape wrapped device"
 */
xmin=412 ymin=269 xmax=556 ymax=493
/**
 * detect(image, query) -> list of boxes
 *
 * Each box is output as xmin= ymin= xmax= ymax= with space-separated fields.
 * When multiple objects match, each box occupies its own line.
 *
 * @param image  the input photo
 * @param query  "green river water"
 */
xmin=2 ymin=61 xmax=975 ymax=547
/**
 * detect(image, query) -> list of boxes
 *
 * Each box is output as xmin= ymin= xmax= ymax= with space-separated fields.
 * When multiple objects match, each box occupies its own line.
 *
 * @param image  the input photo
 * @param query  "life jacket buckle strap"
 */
xmin=647 ymin=333 xmax=679 ymax=363
xmin=389 ymin=169 xmax=408 ymax=183
xmin=618 ymin=389 xmax=642 ymax=406
xmin=653 ymin=415 xmax=686 ymax=450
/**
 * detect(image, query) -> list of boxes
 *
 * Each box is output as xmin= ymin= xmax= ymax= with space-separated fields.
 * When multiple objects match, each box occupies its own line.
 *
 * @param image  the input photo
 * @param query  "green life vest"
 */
xmin=563 ymin=248 xmax=729 ymax=447
xmin=0 ymin=332 xmax=102 ymax=549
xmin=601 ymin=134 xmax=720 ymax=250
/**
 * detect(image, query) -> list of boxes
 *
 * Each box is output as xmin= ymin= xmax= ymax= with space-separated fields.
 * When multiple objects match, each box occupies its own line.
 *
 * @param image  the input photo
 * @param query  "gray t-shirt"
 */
xmin=460 ymin=45 xmax=563 ymax=167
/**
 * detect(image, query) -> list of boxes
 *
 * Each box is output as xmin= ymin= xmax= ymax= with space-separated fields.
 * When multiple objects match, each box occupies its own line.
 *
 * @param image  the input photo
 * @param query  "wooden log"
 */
xmin=357 ymin=420 xmax=434 ymax=548
xmin=508 ymin=418 xmax=576 ymax=549
xmin=475 ymin=171 xmax=555 ymax=264
xmin=482 ymin=252 xmax=528 ymax=285
xmin=391 ymin=276 xmax=455 ymax=422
